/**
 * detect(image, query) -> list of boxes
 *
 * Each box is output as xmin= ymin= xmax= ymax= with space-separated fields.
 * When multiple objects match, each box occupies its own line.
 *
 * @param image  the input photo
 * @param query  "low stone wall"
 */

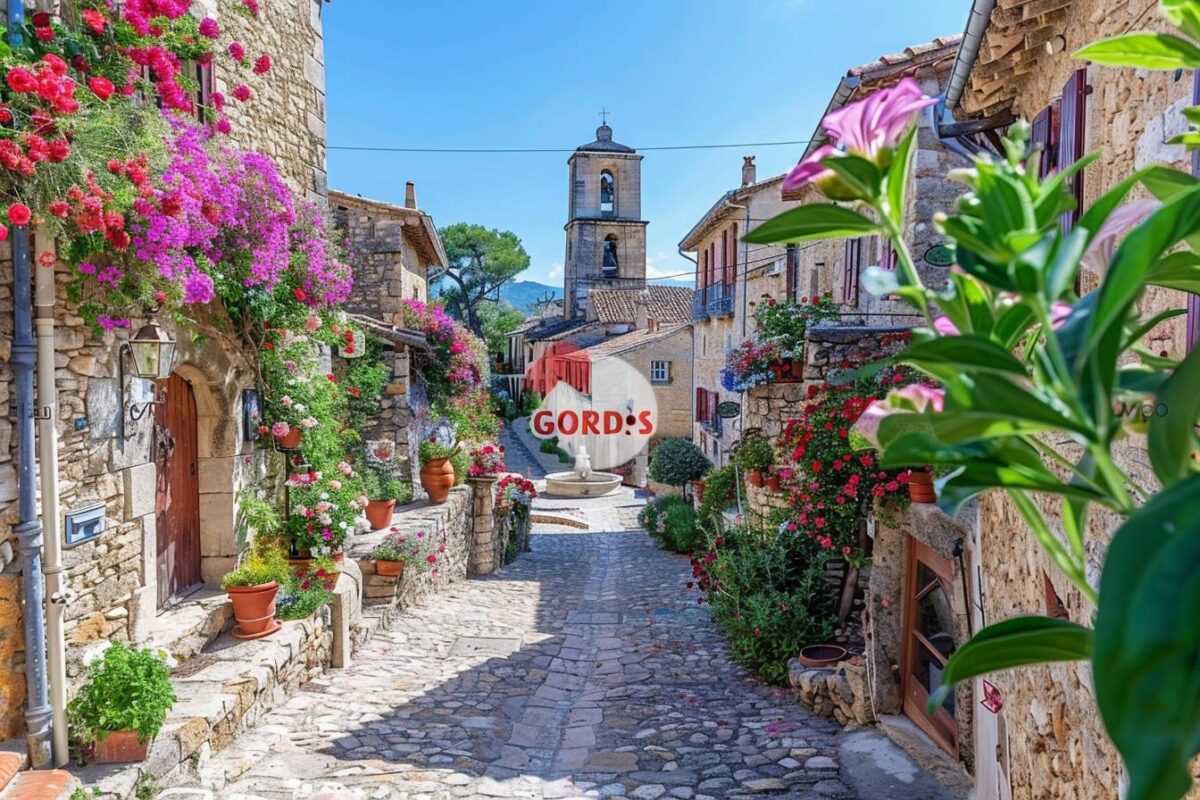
xmin=788 ymin=657 xmax=873 ymax=728
xmin=803 ymin=324 xmax=909 ymax=381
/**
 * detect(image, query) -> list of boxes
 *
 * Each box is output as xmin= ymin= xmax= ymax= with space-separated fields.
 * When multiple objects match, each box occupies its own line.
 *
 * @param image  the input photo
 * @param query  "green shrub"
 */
xmin=695 ymin=527 xmax=837 ymax=685
xmin=649 ymin=438 xmax=711 ymax=487
xmin=556 ymin=447 xmax=571 ymax=463
xmin=277 ymin=585 xmax=335 ymax=621
xmin=221 ymin=547 xmax=290 ymax=589
xmin=418 ymin=440 xmax=458 ymax=464
xmin=732 ymin=430 xmax=773 ymax=472
xmin=450 ymin=448 xmax=471 ymax=485
xmin=68 ymin=643 xmax=176 ymax=746
xmin=698 ymin=464 xmax=742 ymax=526
xmin=639 ymin=496 xmax=702 ymax=553
xmin=521 ymin=392 xmax=541 ymax=415
xmin=538 ymin=435 xmax=559 ymax=454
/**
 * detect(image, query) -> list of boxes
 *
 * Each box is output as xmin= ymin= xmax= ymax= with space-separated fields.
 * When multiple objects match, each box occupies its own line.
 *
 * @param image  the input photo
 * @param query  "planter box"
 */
xmin=93 ymin=730 xmax=150 ymax=764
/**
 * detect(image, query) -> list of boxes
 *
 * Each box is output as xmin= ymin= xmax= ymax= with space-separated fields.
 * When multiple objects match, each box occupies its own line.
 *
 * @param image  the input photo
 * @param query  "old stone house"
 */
xmin=0 ymin=0 xmax=328 ymax=746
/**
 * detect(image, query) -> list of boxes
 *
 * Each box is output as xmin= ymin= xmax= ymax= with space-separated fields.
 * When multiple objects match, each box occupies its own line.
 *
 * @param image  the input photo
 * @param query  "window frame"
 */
xmin=650 ymin=360 xmax=670 ymax=384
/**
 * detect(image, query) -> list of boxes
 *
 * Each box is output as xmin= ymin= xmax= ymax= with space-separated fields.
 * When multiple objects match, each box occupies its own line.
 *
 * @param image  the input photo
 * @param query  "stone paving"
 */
xmin=185 ymin=433 xmax=957 ymax=800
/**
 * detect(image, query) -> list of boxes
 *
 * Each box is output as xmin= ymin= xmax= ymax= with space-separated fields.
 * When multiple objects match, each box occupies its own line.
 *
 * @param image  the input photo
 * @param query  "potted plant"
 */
xmin=419 ymin=439 xmax=459 ymax=504
xmin=271 ymin=420 xmax=302 ymax=450
xmin=908 ymin=467 xmax=936 ymax=503
xmin=733 ymin=430 xmax=773 ymax=488
xmin=68 ymin=642 xmax=176 ymax=764
xmin=363 ymin=467 xmax=412 ymax=530
xmin=221 ymin=545 xmax=290 ymax=640
xmin=796 ymin=643 xmax=848 ymax=669
xmin=495 ymin=475 xmax=538 ymax=553
xmin=369 ymin=529 xmax=440 ymax=578
xmin=468 ymin=442 xmax=506 ymax=478
xmin=765 ymin=470 xmax=783 ymax=493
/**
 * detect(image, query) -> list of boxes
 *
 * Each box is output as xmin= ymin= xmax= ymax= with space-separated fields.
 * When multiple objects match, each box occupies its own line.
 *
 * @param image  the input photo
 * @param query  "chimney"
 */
xmin=405 ymin=181 xmax=417 ymax=209
xmin=742 ymin=156 xmax=756 ymax=187
xmin=647 ymin=318 xmax=659 ymax=333
xmin=635 ymin=291 xmax=649 ymax=330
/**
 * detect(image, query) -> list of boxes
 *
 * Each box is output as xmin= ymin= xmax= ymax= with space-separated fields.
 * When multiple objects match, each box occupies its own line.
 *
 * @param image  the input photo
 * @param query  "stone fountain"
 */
xmin=544 ymin=445 xmax=622 ymax=498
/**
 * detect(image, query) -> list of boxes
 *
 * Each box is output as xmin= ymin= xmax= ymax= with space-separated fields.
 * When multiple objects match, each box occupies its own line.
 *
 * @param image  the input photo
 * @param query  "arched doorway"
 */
xmin=155 ymin=372 xmax=202 ymax=608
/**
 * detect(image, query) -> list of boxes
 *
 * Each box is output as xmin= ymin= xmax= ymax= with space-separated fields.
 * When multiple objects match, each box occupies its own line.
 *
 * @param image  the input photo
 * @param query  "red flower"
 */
xmin=81 ymin=8 xmax=105 ymax=35
xmin=232 ymin=84 xmax=252 ymax=102
xmin=253 ymin=54 xmax=272 ymax=75
xmin=6 ymin=68 xmax=38 ymax=94
xmin=34 ymin=26 xmax=55 ymax=42
xmin=326 ymin=373 xmax=337 ymax=382
xmin=47 ymin=139 xmax=70 ymax=162
xmin=48 ymin=201 xmax=69 ymax=218
xmin=7 ymin=203 xmax=31 ymax=226
xmin=348 ymin=387 xmax=362 ymax=397
xmin=426 ymin=554 xmax=437 ymax=564
xmin=88 ymin=76 xmax=115 ymax=101
xmin=198 ymin=17 xmax=219 ymax=38
xmin=229 ymin=42 xmax=245 ymax=61
xmin=292 ymin=287 xmax=307 ymax=302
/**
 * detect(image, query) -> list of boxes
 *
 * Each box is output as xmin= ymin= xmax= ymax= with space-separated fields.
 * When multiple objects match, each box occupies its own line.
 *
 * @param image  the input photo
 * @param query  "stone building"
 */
xmin=562 ymin=123 xmax=649 ymax=321
xmin=0 ymin=0 xmax=329 ymax=742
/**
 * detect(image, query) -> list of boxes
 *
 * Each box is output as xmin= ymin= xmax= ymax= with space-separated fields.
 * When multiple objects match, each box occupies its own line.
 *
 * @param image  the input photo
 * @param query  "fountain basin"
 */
xmin=543 ymin=471 xmax=622 ymax=498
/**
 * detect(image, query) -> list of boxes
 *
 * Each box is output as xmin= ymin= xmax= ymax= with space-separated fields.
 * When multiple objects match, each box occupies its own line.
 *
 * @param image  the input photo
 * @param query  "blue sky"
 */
xmin=325 ymin=0 xmax=967 ymax=287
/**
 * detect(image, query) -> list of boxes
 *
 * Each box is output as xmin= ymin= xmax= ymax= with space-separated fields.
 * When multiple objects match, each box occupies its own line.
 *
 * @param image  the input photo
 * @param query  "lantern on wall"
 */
xmin=128 ymin=322 xmax=177 ymax=379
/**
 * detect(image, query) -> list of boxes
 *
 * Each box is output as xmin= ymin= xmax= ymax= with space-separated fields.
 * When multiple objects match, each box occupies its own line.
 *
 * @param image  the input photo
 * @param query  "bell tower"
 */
xmin=563 ymin=121 xmax=648 ymax=321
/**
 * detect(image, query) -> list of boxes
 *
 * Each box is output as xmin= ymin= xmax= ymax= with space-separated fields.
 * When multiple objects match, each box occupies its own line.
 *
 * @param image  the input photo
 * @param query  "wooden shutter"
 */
xmin=1058 ymin=69 xmax=1089 ymax=232
xmin=1190 ymin=70 xmax=1200 ymax=352
xmin=726 ymin=223 xmax=738 ymax=285
xmin=1030 ymin=105 xmax=1054 ymax=178
xmin=699 ymin=250 xmax=708 ymax=291
xmin=695 ymin=387 xmax=705 ymax=422
xmin=843 ymin=239 xmax=861 ymax=306
xmin=785 ymin=245 xmax=799 ymax=302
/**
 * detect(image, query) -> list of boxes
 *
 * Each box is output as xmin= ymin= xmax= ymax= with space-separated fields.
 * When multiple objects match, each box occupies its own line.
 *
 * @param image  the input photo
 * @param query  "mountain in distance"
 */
xmin=501 ymin=280 xmax=562 ymax=312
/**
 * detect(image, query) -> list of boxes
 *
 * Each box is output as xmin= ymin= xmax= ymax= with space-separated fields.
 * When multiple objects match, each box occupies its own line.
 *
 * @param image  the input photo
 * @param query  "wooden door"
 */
xmin=901 ymin=538 xmax=959 ymax=753
xmin=155 ymin=373 xmax=201 ymax=609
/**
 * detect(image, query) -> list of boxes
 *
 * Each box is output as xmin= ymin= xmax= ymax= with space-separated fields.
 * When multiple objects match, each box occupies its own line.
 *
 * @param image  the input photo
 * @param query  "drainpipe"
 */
xmin=34 ymin=229 xmax=68 ymax=767
xmin=944 ymin=0 xmax=997 ymax=114
xmin=8 ymin=2 xmax=52 ymax=770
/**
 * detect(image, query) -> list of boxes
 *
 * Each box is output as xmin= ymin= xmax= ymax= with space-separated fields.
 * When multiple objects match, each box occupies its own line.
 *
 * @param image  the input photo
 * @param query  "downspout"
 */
xmin=34 ymin=229 xmax=67 ymax=767
xmin=8 ymin=2 xmax=53 ymax=770
xmin=943 ymin=0 xmax=997 ymax=114
xmin=678 ymin=245 xmax=701 ymax=460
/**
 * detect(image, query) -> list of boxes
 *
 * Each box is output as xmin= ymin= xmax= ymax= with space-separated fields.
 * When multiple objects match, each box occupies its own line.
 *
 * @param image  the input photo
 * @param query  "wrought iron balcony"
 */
xmin=693 ymin=282 xmax=736 ymax=321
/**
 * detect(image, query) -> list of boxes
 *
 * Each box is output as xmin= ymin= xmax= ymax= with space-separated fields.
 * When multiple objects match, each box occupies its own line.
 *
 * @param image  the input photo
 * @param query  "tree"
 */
xmin=478 ymin=300 xmax=527 ymax=358
xmin=434 ymin=223 xmax=531 ymax=338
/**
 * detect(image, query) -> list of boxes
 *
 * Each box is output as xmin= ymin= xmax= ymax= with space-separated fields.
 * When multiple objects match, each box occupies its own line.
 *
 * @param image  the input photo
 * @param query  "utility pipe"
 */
xmin=8 ymin=0 xmax=53 ymax=769
xmin=34 ymin=228 xmax=68 ymax=767
xmin=944 ymin=0 xmax=996 ymax=113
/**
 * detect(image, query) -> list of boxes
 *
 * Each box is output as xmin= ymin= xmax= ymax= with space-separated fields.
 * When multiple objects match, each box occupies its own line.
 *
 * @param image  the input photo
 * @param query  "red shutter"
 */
xmin=1058 ymin=69 xmax=1089 ymax=232
xmin=1190 ymin=70 xmax=1200 ymax=352
xmin=727 ymin=223 xmax=738 ymax=285
xmin=695 ymin=387 xmax=705 ymax=422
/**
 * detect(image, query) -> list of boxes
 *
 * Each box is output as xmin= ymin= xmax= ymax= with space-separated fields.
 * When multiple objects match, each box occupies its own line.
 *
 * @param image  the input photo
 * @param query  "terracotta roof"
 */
xmin=589 ymin=286 xmax=695 ymax=324
xmin=954 ymin=0 xmax=1076 ymax=118
xmin=849 ymin=34 xmax=962 ymax=91
xmin=560 ymin=323 xmax=690 ymax=361
xmin=329 ymin=189 xmax=448 ymax=268
xmin=525 ymin=319 xmax=605 ymax=343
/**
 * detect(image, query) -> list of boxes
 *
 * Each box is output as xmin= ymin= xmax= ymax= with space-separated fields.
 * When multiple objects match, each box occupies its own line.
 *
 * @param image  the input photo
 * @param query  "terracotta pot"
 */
xmin=766 ymin=474 xmax=782 ymax=493
xmin=796 ymin=644 xmax=848 ymax=669
xmin=274 ymin=427 xmax=302 ymax=450
xmin=365 ymin=499 xmax=396 ymax=530
xmin=747 ymin=469 xmax=764 ymax=488
xmin=420 ymin=458 xmax=456 ymax=504
xmin=908 ymin=469 xmax=936 ymax=504
xmin=771 ymin=360 xmax=802 ymax=383
xmin=375 ymin=559 xmax=405 ymax=578
xmin=226 ymin=581 xmax=279 ymax=634
xmin=288 ymin=552 xmax=344 ymax=580
xmin=693 ymin=481 xmax=706 ymax=503
xmin=93 ymin=730 xmax=150 ymax=764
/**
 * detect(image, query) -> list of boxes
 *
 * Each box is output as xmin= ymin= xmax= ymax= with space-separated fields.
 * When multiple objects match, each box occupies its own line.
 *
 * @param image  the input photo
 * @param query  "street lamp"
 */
xmin=116 ymin=321 xmax=176 ymax=447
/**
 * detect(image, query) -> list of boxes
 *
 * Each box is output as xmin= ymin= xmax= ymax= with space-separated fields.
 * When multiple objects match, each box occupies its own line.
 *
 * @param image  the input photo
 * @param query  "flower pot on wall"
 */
xmin=796 ymin=644 xmax=848 ymax=669
xmin=766 ymin=473 xmax=782 ymax=493
xmin=93 ymin=730 xmax=150 ymax=764
xmin=908 ymin=469 xmax=936 ymax=504
xmin=747 ymin=469 xmax=764 ymax=488
xmin=420 ymin=458 xmax=456 ymax=504
xmin=365 ymin=499 xmax=396 ymax=530
xmin=274 ymin=427 xmax=302 ymax=450
xmin=375 ymin=559 xmax=404 ymax=578
xmin=226 ymin=581 xmax=280 ymax=639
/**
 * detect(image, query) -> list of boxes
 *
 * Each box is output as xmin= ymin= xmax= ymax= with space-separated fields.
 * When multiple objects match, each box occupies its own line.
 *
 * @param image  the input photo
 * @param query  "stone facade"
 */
xmin=0 ymin=0 xmax=328 ymax=739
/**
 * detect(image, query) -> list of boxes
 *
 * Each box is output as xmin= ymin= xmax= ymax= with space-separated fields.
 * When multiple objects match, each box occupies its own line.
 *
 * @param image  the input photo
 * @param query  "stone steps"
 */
xmin=0 ymin=753 xmax=77 ymax=800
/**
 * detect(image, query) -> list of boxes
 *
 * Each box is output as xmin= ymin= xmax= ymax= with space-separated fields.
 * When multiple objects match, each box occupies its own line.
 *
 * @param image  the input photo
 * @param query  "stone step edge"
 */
xmin=529 ymin=511 xmax=589 ymax=529
xmin=0 ymin=770 xmax=78 ymax=800
xmin=69 ymin=610 xmax=333 ymax=800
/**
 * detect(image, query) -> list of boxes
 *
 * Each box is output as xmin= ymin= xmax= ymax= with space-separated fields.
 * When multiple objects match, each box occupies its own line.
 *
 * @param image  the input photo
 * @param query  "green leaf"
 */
xmin=821 ymin=155 xmax=882 ymax=201
xmin=1141 ymin=165 xmax=1198 ymax=201
xmin=897 ymin=335 xmax=1029 ymax=381
xmin=928 ymin=617 xmax=1093 ymax=711
xmin=743 ymin=204 xmax=878 ymax=245
xmin=1166 ymin=132 xmax=1200 ymax=146
xmin=1094 ymin=475 xmax=1200 ymax=800
xmin=993 ymin=303 xmax=1037 ymax=350
xmin=1147 ymin=345 xmax=1200 ymax=487
xmin=1074 ymin=32 xmax=1200 ymax=69
xmin=1086 ymin=183 xmax=1200 ymax=361
xmin=887 ymin=127 xmax=917 ymax=227
xmin=1122 ymin=307 xmax=1189 ymax=351
xmin=1163 ymin=0 xmax=1200 ymax=40
xmin=1145 ymin=251 xmax=1200 ymax=294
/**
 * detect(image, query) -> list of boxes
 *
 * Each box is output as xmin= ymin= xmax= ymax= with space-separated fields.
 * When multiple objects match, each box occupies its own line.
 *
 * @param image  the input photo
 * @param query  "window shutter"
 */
xmin=842 ymin=239 xmax=861 ymax=306
xmin=1030 ymin=105 xmax=1054 ymax=179
xmin=1190 ymin=70 xmax=1200 ymax=352
xmin=727 ymin=223 xmax=738 ymax=285
xmin=1058 ymin=69 xmax=1089 ymax=232
xmin=785 ymin=244 xmax=799 ymax=302
xmin=699 ymin=251 xmax=708 ymax=290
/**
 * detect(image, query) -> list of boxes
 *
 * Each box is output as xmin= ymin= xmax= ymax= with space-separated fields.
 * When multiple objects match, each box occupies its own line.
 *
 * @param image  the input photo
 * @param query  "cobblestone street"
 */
xmin=190 ymin=447 xmax=956 ymax=800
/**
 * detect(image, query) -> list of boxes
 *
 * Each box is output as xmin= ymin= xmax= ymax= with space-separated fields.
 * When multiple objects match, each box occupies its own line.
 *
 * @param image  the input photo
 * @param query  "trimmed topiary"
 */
xmin=649 ymin=437 xmax=711 ymax=487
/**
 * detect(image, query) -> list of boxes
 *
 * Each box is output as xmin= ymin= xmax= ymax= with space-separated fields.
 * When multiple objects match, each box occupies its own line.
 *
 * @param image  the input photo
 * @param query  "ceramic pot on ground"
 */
xmin=908 ymin=469 xmax=936 ymax=503
xmin=796 ymin=644 xmax=848 ymax=669
xmin=365 ymin=499 xmax=395 ymax=530
xmin=93 ymin=730 xmax=150 ymax=764
xmin=420 ymin=458 xmax=456 ymax=504
xmin=375 ymin=559 xmax=405 ymax=578
xmin=274 ymin=428 xmax=302 ymax=450
xmin=226 ymin=581 xmax=279 ymax=637
xmin=747 ymin=469 xmax=764 ymax=488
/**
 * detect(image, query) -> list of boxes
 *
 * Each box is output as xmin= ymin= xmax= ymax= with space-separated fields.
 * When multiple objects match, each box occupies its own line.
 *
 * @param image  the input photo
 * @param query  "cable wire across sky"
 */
xmin=330 ymin=139 xmax=815 ymax=154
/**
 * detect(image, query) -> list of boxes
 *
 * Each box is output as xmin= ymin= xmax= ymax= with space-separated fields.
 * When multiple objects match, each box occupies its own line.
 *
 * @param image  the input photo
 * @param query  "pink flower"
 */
xmin=229 ymin=42 xmax=245 ymax=62
xmin=329 ymin=480 xmax=342 ymax=490
xmin=271 ymin=421 xmax=290 ymax=437
xmin=1081 ymin=200 xmax=1159 ymax=278
xmin=198 ymin=18 xmax=219 ymax=39
xmin=232 ymin=85 xmax=251 ymax=102
xmin=783 ymin=144 xmax=837 ymax=194
xmin=253 ymin=54 xmax=272 ymax=75
xmin=933 ymin=301 xmax=1072 ymax=335
xmin=281 ymin=395 xmax=294 ymax=407
xmin=300 ymin=417 xmax=318 ymax=429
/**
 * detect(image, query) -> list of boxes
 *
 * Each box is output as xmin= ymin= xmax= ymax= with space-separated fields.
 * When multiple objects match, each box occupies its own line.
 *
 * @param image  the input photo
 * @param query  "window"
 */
xmin=650 ymin=361 xmax=670 ymax=383
xmin=785 ymin=244 xmax=799 ymax=301
xmin=843 ymin=239 xmax=863 ymax=306
xmin=602 ymin=234 xmax=619 ymax=274
xmin=600 ymin=170 xmax=615 ymax=216
xmin=1031 ymin=70 xmax=1089 ymax=234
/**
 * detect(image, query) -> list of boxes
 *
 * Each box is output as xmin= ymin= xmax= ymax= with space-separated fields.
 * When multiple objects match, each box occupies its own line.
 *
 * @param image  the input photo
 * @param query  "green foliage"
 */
xmin=368 ymin=529 xmax=439 ymax=566
xmin=276 ymin=584 xmax=335 ymax=622
xmin=731 ymin=430 xmax=774 ymax=472
xmin=522 ymin=392 xmax=541 ymax=415
xmin=221 ymin=547 xmax=290 ymax=589
xmin=435 ymin=223 xmax=532 ymax=338
xmin=68 ymin=643 xmax=175 ymax=746
xmin=743 ymin=203 xmax=879 ymax=244
xmin=418 ymin=440 xmax=458 ymax=464
xmin=538 ymin=435 xmax=558 ymax=454
xmin=648 ymin=438 xmax=711 ymax=487
xmin=344 ymin=336 xmax=392 ymax=431
xmin=478 ymin=300 xmax=528 ymax=355
xmin=450 ymin=448 xmax=472 ymax=485
xmin=638 ymin=496 xmax=703 ymax=553
xmin=698 ymin=464 xmax=742 ymax=526
xmin=696 ymin=527 xmax=837 ymax=685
